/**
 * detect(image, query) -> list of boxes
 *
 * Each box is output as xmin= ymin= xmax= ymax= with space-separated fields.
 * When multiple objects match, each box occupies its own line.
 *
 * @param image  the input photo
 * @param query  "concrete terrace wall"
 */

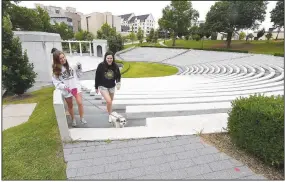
xmin=13 ymin=31 xmax=62 ymax=92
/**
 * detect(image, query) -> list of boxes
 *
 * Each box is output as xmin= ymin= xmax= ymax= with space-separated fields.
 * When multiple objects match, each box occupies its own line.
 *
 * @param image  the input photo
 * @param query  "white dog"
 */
xmin=109 ymin=111 xmax=127 ymax=128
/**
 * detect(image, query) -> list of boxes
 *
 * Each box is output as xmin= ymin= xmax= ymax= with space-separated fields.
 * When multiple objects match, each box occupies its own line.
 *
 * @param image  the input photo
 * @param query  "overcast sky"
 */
xmin=19 ymin=1 xmax=277 ymax=31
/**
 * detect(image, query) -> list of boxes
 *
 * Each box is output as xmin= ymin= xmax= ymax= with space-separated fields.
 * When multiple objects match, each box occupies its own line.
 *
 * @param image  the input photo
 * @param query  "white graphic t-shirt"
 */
xmin=52 ymin=62 xmax=82 ymax=97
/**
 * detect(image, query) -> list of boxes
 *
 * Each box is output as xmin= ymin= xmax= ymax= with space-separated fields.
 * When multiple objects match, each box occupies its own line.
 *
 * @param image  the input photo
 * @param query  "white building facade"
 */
xmin=119 ymin=13 xmax=155 ymax=36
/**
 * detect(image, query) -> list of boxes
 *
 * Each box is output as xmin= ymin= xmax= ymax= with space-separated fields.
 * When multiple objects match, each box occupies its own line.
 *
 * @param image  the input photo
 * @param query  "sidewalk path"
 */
xmin=3 ymin=103 xmax=37 ymax=130
xmin=159 ymin=40 xmax=167 ymax=47
xmin=63 ymin=135 xmax=266 ymax=180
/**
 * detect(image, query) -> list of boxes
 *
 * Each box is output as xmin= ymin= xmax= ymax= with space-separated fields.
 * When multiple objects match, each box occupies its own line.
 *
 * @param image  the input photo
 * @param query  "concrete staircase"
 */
xmin=64 ymin=47 xmax=284 ymax=141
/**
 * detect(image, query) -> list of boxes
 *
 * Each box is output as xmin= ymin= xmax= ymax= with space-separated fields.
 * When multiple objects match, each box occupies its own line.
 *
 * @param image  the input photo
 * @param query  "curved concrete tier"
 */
xmin=68 ymin=47 xmax=283 ymax=141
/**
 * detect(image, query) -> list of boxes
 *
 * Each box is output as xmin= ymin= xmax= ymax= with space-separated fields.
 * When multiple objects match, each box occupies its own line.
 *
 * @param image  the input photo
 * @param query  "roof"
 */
xmin=119 ymin=13 xmax=133 ymax=21
xmin=129 ymin=14 xmax=150 ymax=23
xmin=121 ymin=25 xmax=130 ymax=32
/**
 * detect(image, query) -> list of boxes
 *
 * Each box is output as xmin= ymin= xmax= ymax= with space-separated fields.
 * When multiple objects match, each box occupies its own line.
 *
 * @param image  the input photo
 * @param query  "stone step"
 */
xmin=110 ymin=86 xmax=284 ymax=100
xmin=126 ymin=102 xmax=231 ymax=119
xmin=111 ymin=91 xmax=283 ymax=109
xmin=68 ymin=113 xmax=146 ymax=128
xmin=68 ymin=113 xmax=228 ymax=141
xmin=204 ymin=63 xmax=260 ymax=80
xmin=102 ymin=81 xmax=283 ymax=99
xmin=81 ymin=71 xmax=282 ymax=95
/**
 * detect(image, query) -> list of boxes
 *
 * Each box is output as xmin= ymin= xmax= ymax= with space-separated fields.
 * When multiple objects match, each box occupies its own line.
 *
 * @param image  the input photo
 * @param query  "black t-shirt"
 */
xmin=95 ymin=62 xmax=121 ymax=89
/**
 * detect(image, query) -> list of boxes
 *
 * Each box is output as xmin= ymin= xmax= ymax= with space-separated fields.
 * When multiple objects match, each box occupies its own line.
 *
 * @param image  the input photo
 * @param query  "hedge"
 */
xmin=140 ymin=45 xmax=248 ymax=53
xmin=274 ymin=53 xmax=284 ymax=57
xmin=227 ymin=94 xmax=284 ymax=168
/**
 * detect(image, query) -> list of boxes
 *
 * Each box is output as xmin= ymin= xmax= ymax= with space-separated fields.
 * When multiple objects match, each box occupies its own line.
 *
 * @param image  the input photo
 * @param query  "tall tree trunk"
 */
xmin=275 ymin=29 xmax=280 ymax=40
xmin=172 ymin=32 xmax=176 ymax=46
xmin=226 ymin=32 xmax=233 ymax=48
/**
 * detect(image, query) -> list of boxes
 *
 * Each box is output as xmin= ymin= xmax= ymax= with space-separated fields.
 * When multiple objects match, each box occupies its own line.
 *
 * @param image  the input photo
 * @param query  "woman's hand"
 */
xmin=96 ymin=89 xmax=99 ymax=94
xmin=64 ymin=87 xmax=71 ymax=93
xmin=116 ymin=82 xmax=121 ymax=90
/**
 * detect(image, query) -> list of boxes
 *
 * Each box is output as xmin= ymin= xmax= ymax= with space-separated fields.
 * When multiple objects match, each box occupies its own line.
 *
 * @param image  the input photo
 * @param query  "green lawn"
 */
xmin=123 ymin=42 xmax=163 ymax=50
xmin=119 ymin=61 xmax=179 ymax=78
xmin=3 ymin=87 xmax=66 ymax=180
xmin=165 ymin=39 xmax=284 ymax=55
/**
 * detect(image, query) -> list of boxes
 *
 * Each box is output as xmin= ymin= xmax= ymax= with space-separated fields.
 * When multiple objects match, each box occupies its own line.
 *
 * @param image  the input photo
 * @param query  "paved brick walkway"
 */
xmin=63 ymin=135 xmax=266 ymax=180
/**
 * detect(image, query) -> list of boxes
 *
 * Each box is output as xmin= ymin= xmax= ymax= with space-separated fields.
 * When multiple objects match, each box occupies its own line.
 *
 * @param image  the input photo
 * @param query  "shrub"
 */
xmin=239 ymin=32 xmax=246 ymax=40
xmin=192 ymin=34 xmax=201 ymax=41
xmin=107 ymin=33 xmax=123 ymax=54
xmin=274 ymin=53 xmax=284 ymax=57
xmin=227 ymin=94 xmax=284 ymax=168
xmin=184 ymin=35 xmax=190 ymax=40
xmin=211 ymin=32 xmax=218 ymax=40
xmin=2 ymin=16 xmax=37 ymax=95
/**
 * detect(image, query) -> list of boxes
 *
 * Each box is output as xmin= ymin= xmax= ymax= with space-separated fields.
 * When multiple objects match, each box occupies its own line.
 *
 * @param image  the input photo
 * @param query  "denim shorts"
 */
xmin=99 ymin=86 xmax=115 ymax=94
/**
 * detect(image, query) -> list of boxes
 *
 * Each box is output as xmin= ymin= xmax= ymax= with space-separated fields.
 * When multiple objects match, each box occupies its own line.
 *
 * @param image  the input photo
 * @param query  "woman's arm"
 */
xmin=116 ymin=65 xmax=121 ymax=83
xmin=52 ymin=75 xmax=67 ymax=90
xmin=75 ymin=62 xmax=83 ymax=78
xmin=95 ymin=63 xmax=101 ymax=90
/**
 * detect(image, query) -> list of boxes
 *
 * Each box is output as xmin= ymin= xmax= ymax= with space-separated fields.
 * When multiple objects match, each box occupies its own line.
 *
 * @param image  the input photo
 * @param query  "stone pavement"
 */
xmin=3 ymin=103 xmax=37 ymax=130
xmin=63 ymin=135 xmax=266 ymax=180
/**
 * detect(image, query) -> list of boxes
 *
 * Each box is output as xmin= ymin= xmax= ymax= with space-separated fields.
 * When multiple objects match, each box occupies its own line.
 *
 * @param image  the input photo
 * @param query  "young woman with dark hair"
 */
xmin=95 ymin=51 xmax=121 ymax=123
xmin=52 ymin=50 xmax=87 ymax=127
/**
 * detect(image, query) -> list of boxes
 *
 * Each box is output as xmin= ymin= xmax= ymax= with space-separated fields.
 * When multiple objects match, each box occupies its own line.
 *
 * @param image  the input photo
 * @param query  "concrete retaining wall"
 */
xmin=13 ymin=31 xmax=62 ymax=92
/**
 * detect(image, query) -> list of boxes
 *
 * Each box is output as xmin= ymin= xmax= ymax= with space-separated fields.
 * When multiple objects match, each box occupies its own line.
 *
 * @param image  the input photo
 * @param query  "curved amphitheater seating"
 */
xmin=66 ymin=48 xmax=283 ymax=141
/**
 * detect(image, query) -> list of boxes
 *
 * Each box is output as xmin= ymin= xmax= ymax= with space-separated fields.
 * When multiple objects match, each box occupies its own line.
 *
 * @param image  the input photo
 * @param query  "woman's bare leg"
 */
xmin=100 ymin=90 xmax=112 ymax=114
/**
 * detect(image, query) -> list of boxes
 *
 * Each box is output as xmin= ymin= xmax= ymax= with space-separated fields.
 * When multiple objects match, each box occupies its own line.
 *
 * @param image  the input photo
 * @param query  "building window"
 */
xmin=67 ymin=18 xmax=72 ymax=22
xmin=86 ymin=16 xmax=90 ymax=32
xmin=147 ymin=31 xmax=149 ymax=33
xmin=78 ymin=21 xmax=81 ymax=30
xmin=55 ymin=9 xmax=60 ymax=14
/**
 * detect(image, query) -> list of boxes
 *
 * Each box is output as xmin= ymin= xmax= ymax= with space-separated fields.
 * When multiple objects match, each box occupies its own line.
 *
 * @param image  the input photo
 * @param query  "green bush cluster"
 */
xmin=140 ymin=45 xmax=248 ymax=53
xmin=227 ymin=94 xmax=284 ymax=168
xmin=3 ymin=16 xmax=36 ymax=95
xmin=274 ymin=53 xmax=284 ymax=57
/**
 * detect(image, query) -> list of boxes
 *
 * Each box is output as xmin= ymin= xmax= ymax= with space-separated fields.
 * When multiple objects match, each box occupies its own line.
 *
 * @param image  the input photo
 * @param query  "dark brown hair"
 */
xmin=52 ymin=50 xmax=70 ymax=77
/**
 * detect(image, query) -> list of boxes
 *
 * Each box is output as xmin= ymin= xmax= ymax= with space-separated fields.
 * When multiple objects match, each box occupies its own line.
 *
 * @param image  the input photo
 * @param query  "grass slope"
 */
xmin=120 ymin=61 xmax=178 ymax=78
xmin=3 ymin=87 xmax=66 ymax=180
xmin=165 ymin=40 xmax=284 ymax=55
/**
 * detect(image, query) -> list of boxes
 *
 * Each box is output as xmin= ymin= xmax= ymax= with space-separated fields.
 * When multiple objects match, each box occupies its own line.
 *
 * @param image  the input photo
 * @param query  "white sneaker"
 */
xmin=108 ymin=115 xmax=112 ymax=123
xmin=72 ymin=119 xmax=77 ymax=127
xmin=80 ymin=118 xmax=87 ymax=124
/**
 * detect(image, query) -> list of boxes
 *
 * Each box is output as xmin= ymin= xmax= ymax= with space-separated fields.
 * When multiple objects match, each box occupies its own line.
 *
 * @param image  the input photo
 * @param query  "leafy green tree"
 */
xmin=97 ymin=23 xmax=116 ymax=39
xmin=129 ymin=26 xmax=136 ymax=44
xmin=137 ymin=27 xmax=144 ymax=44
xmin=74 ymin=30 xmax=94 ymax=53
xmin=270 ymin=0 xmax=284 ymax=39
xmin=205 ymin=1 xmax=268 ymax=48
xmin=239 ymin=32 xmax=246 ymax=40
xmin=53 ymin=22 xmax=74 ymax=40
xmin=74 ymin=30 xmax=94 ymax=41
xmin=246 ymin=33 xmax=254 ymax=41
xmin=256 ymin=28 xmax=265 ymax=40
xmin=9 ymin=4 xmax=44 ymax=31
xmin=158 ymin=0 xmax=199 ymax=46
xmin=36 ymin=6 xmax=54 ymax=32
xmin=189 ymin=26 xmax=199 ymax=38
xmin=107 ymin=34 xmax=123 ymax=54
xmin=97 ymin=24 xmax=123 ymax=54
xmin=2 ymin=16 xmax=37 ymax=95
xmin=153 ymin=30 xmax=159 ymax=43
xmin=210 ymin=32 xmax=218 ymax=40
xmin=265 ymin=33 xmax=272 ymax=41
xmin=148 ymin=28 xmax=155 ymax=42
